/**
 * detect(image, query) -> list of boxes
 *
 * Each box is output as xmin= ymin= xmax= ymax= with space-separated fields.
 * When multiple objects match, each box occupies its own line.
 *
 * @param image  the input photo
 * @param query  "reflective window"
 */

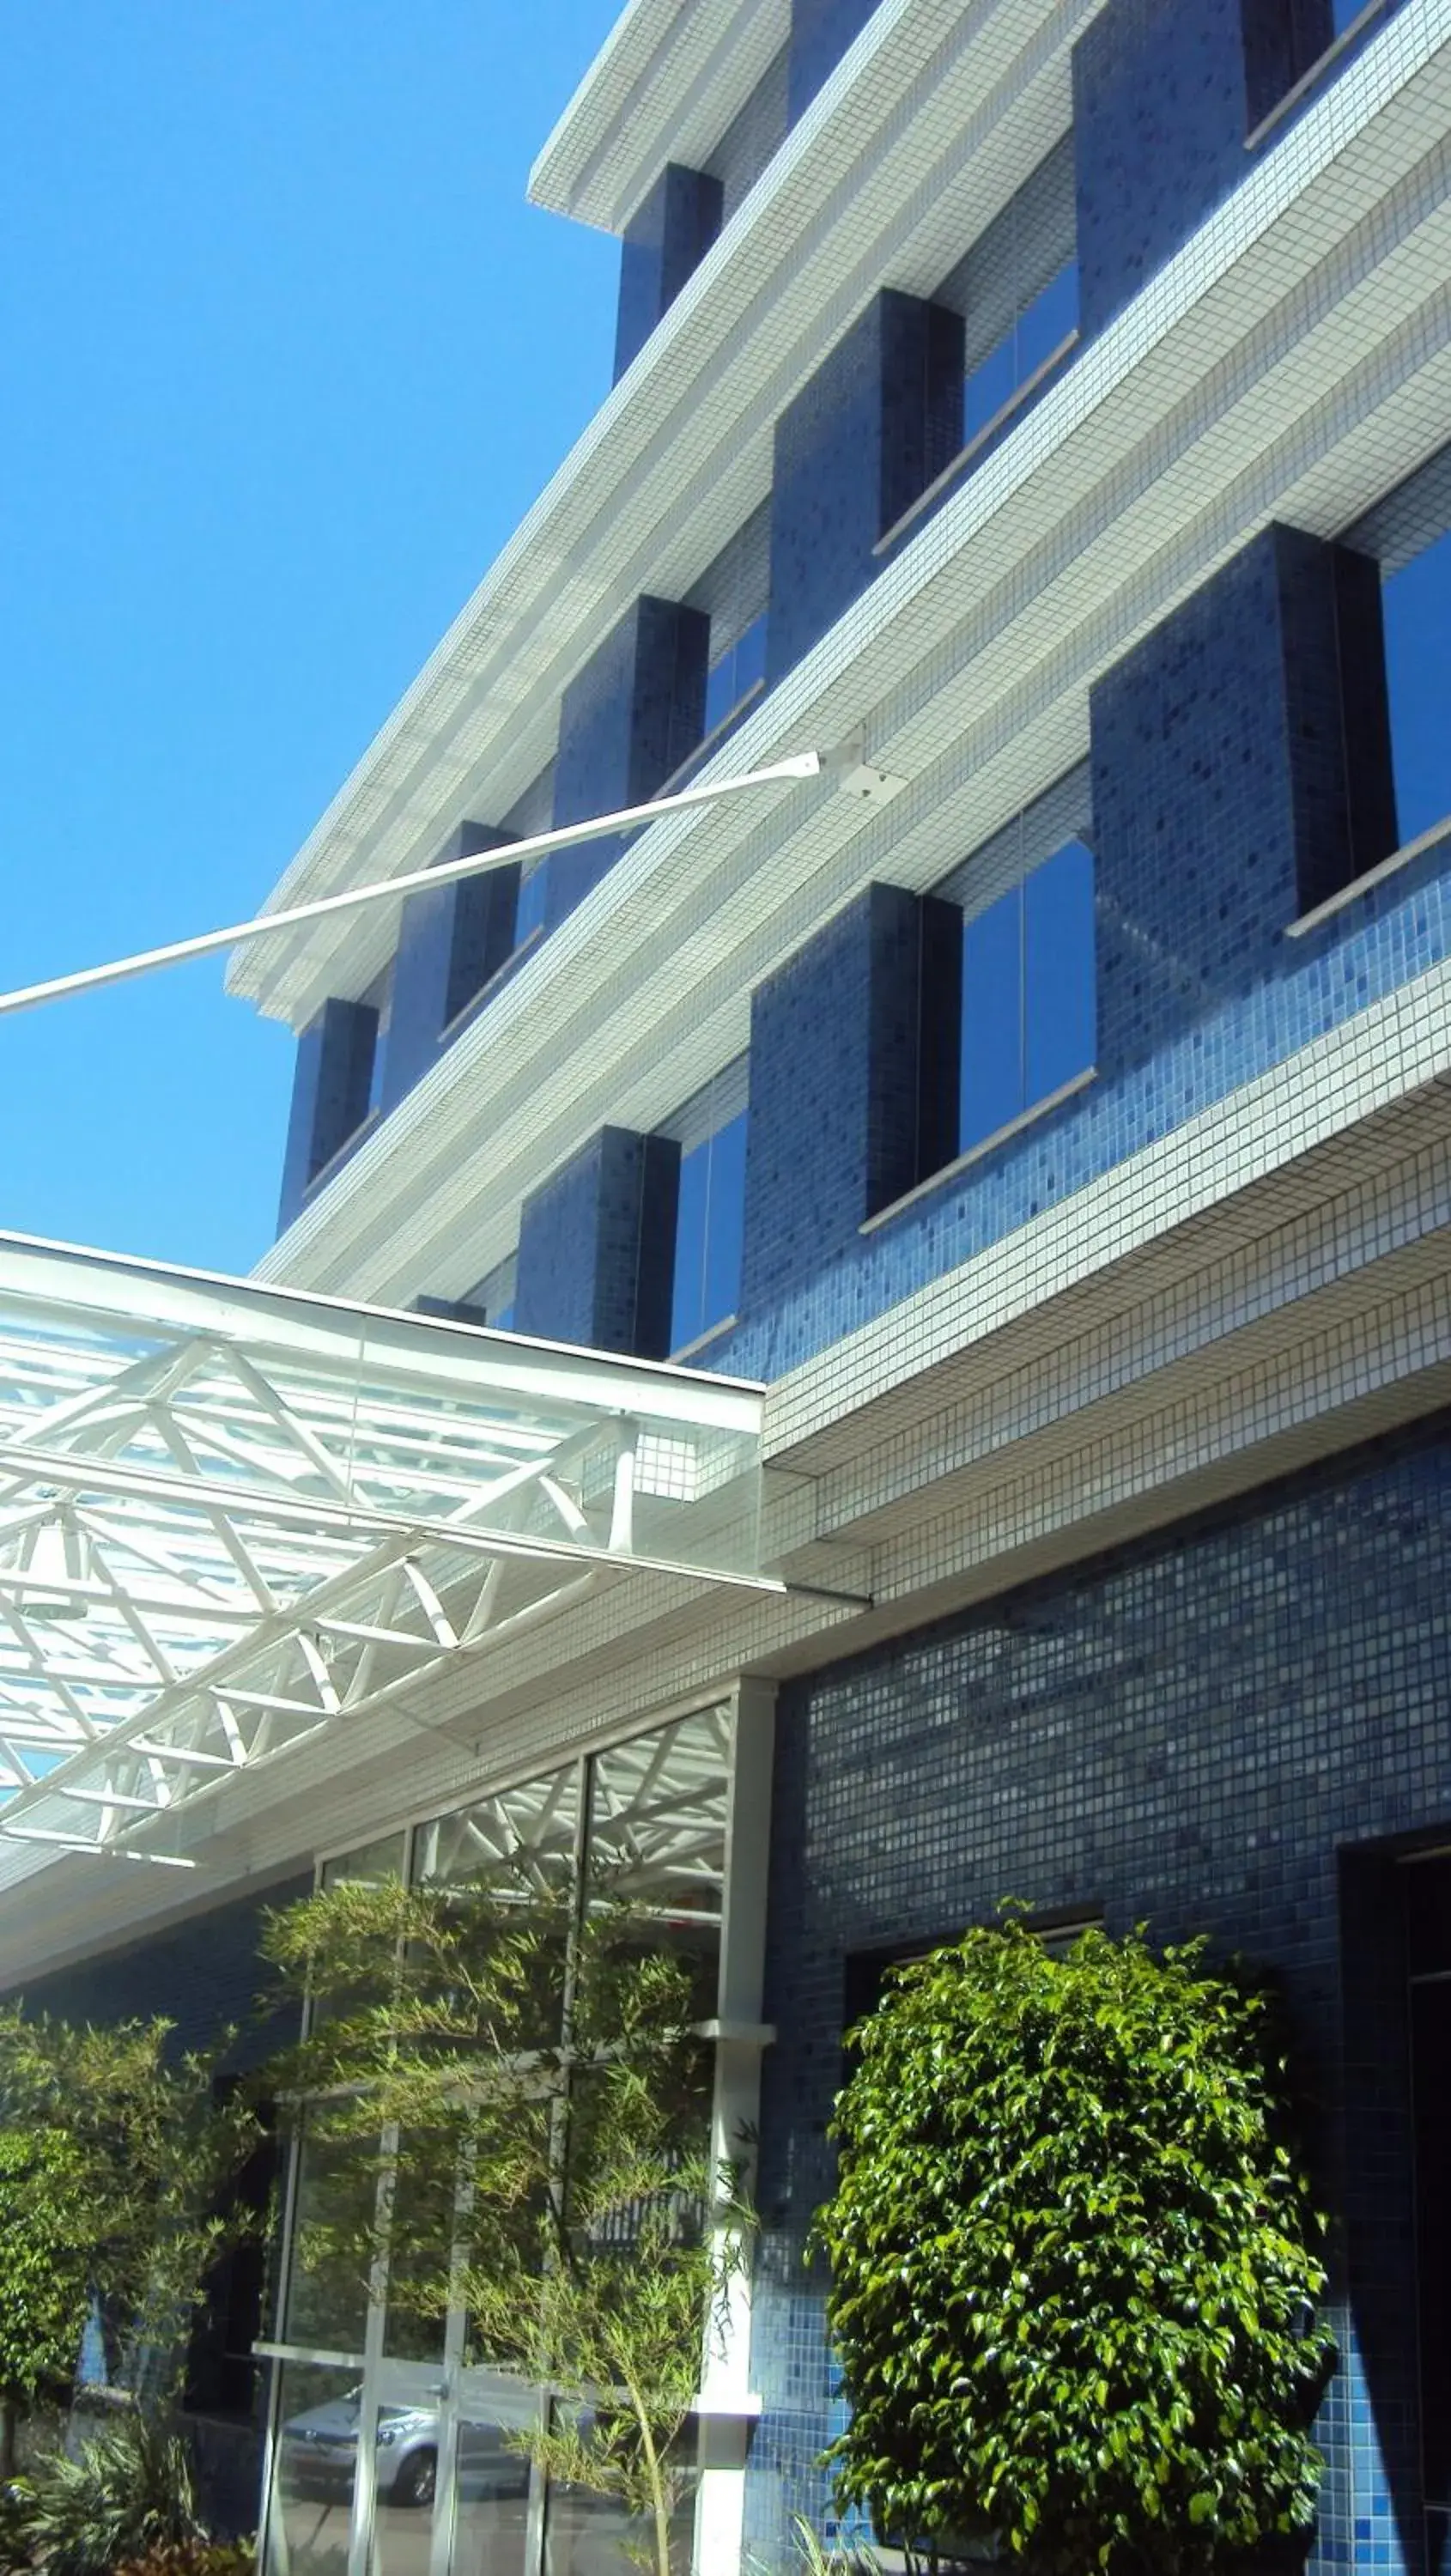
xmin=515 ymin=859 xmax=549 ymax=945
xmin=964 ymin=261 xmax=1078 ymax=444
xmin=1383 ymin=526 xmax=1451 ymax=846
xmin=461 ymin=1251 xmax=519 ymax=1334
xmin=585 ymin=1704 xmax=729 ymax=2018
xmin=670 ymin=1112 xmax=746 ymax=1355
xmin=934 ymin=136 xmax=1078 ymax=470
xmin=266 ymin=2361 xmax=363 ymax=2576
xmin=362 ymin=967 xmax=394 ymax=1123
xmin=703 ymin=611 xmax=769 ymax=738
xmin=664 ymin=1066 xmax=749 ymax=1358
xmin=960 ymin=837 xmax=1096 ymax=1155
xmin=267 ymin=1710 xmax=735 ymax=2576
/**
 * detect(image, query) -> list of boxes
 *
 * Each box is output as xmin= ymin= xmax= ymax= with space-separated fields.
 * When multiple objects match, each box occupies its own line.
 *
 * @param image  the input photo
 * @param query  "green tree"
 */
xmin=0 ymin=2008 xmax=264 ymax=2413
xmin=260 ymin=1869 xmax=748 ymax=2576
xmin=0 ymin=2127 xmax=92 ymax=2471
xmin=810 ymin=1918 xmax=1334 ymax=2576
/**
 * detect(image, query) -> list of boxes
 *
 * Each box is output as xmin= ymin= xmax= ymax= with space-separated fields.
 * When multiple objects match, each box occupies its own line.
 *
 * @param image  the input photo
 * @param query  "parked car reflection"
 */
xmin=280 ymin=2387 xmax=533 ymax=2510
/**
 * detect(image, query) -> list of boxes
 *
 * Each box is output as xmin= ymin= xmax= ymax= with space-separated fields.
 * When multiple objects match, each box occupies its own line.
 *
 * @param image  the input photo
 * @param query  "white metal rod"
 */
xmin=0 ymin=750 xmax=824 ymax=1019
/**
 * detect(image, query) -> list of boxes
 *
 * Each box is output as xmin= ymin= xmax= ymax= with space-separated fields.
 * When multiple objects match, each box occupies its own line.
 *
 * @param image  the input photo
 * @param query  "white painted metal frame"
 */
xmin=0 ymin=1236 xmax=773 ymax=1875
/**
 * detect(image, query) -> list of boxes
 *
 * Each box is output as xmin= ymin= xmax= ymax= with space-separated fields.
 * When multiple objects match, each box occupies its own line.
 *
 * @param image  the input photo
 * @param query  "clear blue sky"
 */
xmin=0 ymin=3 xmax=619 ymax=1277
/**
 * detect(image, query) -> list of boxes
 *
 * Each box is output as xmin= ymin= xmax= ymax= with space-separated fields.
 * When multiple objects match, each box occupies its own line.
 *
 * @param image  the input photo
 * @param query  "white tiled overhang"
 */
xmin=527 ymin=0 xmax=791 ymax=234
xmin=255 ymin=0 xmax=1451 ymax=1318
xmin=227 ymin=0 xmax=1090 ymax=1025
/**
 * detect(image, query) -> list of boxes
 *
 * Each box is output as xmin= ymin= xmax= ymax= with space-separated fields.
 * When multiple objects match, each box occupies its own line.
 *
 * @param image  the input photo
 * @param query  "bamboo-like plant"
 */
xmin=0 ymin=2008 xmax=264 ymax=2418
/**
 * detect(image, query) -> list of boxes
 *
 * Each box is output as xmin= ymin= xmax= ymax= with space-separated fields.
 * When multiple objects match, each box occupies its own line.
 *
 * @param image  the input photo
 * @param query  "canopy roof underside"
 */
xmin=0 ymin=1236 xmax=769 ymax=1879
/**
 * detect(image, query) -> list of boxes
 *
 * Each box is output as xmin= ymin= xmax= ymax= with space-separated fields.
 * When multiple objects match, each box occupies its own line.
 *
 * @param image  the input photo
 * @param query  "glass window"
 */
xmin=584 ymin=1706 xmax=730 ymax=2018
xmin=265 ymin=2361 xmax=365 ymax=2576
xmin=515 ymin=860 xmax=549 ymax=945
xmin=462 ymin=1251 xmax=519 ymax=1334
xmin=363 ymin=967 xmax=393 ymax=1122
xmin=964 ymin=260 xmax=1078 ymax=445
xmin=669 ymin=1108 xmax=746 ymax=1355
xmin=703 ymin=610 xmax=769 ymax=738
xmin=960 ymin=837 xmax=1096 ymax=1155
xmin=1383 ymin=526 xmax=1451 ymax=845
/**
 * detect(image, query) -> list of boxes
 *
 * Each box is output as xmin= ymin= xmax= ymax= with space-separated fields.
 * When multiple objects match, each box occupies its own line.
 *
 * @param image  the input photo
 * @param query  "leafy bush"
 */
xmin=14 ymin=2412 xmax=204 ymax=2576
xmin=810 ymin=1919 xmax=1335 ymax=2576
xmin=112 ymin=2543 xmax=255 ymax=2576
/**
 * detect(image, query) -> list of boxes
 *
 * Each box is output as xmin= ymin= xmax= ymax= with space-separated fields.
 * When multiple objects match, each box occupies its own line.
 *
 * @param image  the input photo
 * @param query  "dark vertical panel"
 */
xmin=276 ymin=996 xmax=377 ymax=1234
xmin=613 ymin=164 xmax=723 ymax=383
xmin=549 ymin=597 xmax=710 ymax=927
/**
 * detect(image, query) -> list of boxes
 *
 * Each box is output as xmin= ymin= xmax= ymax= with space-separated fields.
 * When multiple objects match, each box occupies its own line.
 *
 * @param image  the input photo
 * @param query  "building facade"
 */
xmin=9 ymin=0 xmax=1451 ymax=2571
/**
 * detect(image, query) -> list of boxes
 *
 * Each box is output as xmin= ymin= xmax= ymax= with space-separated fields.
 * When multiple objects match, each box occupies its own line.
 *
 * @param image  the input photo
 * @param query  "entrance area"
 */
xmin=258 ymin=1698 xmax=767 ymax=2576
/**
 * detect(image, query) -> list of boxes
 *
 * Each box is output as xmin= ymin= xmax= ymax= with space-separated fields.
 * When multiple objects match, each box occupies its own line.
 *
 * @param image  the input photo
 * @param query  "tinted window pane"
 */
xmin=1384 ymin=528 xmax=1451 ymax=845
xmin=735 ymin=610 xmax=769 ymax=698
xmin=670 ymin=1139 xmax=711 ymax=1352
xmin=1023 ymin=836 xmax=1096 ymax=1103
xmin=1018 ymin=261 xmax=1078 ymax=376
xmin=701 ymin=1109 xmax=747 ymax=1334
xmin=961 ymin=888 xmax=1024 ymax=1149
xmin=964 ymin=337 xmax=1019 ymax=442
xmin=514 ymin=863 xmax=548 ymax=945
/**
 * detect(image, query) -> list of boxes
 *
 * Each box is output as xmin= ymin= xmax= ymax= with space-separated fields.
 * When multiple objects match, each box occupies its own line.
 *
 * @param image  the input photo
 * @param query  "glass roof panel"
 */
xmin=0 ymin=1235 xmax=770 ymax=1875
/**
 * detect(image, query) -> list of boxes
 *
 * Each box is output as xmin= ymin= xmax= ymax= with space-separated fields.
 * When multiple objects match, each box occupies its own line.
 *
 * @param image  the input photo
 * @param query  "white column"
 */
xmin=695 ymin=1678 xmax=775 ymax=2576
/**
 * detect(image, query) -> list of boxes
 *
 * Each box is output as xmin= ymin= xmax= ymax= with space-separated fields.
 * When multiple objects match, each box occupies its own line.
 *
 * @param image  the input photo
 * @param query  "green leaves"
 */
xmin=809 ymin=1920 xmax=1335 ymax=2576
xmin=0 ymin=2008 xmax=264 ymax=2414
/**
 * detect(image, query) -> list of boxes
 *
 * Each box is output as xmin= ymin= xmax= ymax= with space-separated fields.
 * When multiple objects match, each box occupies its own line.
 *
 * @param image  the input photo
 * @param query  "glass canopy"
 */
xmin=0 ymin=1235 xmax=771 ymax=1875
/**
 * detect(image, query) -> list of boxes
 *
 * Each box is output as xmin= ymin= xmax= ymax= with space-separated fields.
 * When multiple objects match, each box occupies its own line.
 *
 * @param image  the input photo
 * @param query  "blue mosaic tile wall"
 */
xmin=549 ymin=595 xmax=709 ymax=927
xmin=742 ymin=886 xmax=958 ymax=1308
xmin=767 ymin=292 xmax=963 ymax=681
xmin=787 ymin=0 xmax=882 ymax=125
xmin=276 ymin=994 xmax=378 ymax=1235
xmin=745 ymin=1419 xmax=1451 ymax=2576
xmin=11 ymin=1870 xmax=311 ymax=2063
xmin=614 ymin=164 xmax=723 ymax=384
xmin=516 ymin=1123 xmax=680 ymax=1358
xmin=381 ymin=823 xmax=521 ymax=1113
xmin=709 ymin=522 xmax=1442 ymax=1385
xmin=1072 ymin=0 xmax=1333 ymax=338
xmin=1093 ymin=523 xmax=1396 ymax=1069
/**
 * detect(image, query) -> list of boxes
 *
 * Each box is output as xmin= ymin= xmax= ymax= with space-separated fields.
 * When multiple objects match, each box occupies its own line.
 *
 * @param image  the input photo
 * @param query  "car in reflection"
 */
xmin=279 ymin=2388 xmax=532 ymax=2511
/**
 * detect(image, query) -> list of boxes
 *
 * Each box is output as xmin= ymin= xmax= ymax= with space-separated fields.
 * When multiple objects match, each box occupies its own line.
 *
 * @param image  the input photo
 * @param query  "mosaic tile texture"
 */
xmin=746 ymin=1415 xmax=1451 ymax=2576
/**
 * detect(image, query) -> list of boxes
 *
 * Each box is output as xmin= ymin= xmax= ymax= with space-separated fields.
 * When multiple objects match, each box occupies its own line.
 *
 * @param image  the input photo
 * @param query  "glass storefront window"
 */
xmin=264 ymin=1708 xmax=738 ymax=2576
xmin=282 ymin=2122 xmax=376 ymax=2355
xmin=266 ymin=2361 xmax=366 ymax=2576
xmin=584 ymin=1709 xmax=728 ymax=2021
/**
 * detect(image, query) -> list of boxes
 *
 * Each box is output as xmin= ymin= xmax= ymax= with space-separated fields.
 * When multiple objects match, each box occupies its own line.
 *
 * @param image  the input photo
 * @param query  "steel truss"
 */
xmin=0 ymin=1236 xmax=770 ymax=1874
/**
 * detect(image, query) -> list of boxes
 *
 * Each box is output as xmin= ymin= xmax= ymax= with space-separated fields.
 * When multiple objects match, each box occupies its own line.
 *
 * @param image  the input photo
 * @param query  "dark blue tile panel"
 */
xmin=767 ymin=293 xmax=962 ymax=680
xmin=276 ymin=996 xmax=378 ymax=1235
xmin=787 ymin=0 xmax=881 ymax=124
xmin=12 ymin=1871 xmax=312 ymax=2066
xmin=1094 ymin=523 xmax=1397 ymax=1072
xmin=745 ymin=1416 xmax=1451 ymax=2576
xmin=515 ymin=1125 xmax=681 ymax=1358
xmin=381 ymin=823 xmax=521 ymax=1111
xmin=549 ymin=598 xmax=710 ymax=927
xmin=742 ymin=885 xmax=958 ymax=1309
xmin=614 ymin=165 xmax=724 ymax=383
xmin=1072 ymin=0 xmax=1333 ymax=338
